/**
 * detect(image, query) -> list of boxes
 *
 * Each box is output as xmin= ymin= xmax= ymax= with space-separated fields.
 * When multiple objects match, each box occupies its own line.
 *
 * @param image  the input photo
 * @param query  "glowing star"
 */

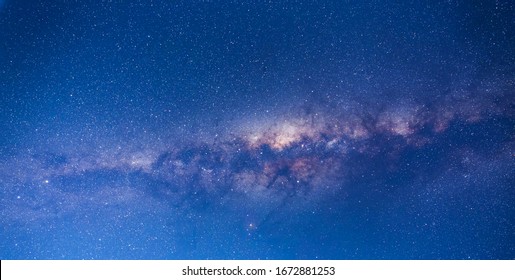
xmin=247 ymin=222 xmax=257 ymax=232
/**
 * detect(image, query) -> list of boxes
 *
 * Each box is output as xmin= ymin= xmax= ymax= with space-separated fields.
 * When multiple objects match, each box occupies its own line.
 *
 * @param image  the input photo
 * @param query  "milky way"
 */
xmin=0 ymin=1 xmax=514 ymax=259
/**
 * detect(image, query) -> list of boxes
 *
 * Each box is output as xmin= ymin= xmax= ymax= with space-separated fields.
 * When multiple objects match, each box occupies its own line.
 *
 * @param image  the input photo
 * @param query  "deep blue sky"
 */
xmin=0 ymin=0 xmax=514 ymax=259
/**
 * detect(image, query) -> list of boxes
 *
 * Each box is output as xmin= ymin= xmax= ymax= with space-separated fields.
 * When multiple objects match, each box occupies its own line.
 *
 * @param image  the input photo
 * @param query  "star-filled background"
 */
xmin=0 ymin=0 xmax=514 ymax=259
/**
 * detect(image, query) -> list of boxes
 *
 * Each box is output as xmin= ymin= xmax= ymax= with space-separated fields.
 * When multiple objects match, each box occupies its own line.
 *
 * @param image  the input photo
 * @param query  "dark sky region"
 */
xmin=0 ymin=0 xmax=513 ymax=259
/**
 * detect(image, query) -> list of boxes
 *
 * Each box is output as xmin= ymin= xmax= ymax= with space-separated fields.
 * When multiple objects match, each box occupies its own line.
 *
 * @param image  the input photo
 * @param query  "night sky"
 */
xmin=0 ymin=0 xmax=514 ymax=259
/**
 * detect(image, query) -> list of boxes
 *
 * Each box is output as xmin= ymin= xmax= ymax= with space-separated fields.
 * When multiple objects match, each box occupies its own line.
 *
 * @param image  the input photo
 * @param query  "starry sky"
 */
xmin=0 ymin=0 xmax=514 ymax=259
